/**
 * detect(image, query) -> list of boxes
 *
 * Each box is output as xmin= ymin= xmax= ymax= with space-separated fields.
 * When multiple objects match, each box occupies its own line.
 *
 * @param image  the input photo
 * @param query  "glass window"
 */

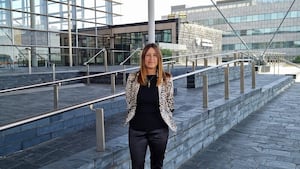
xmin=0 ymin=9 xmax=11 ymax=26
xmin=246 ymin=15 xmax=252 ymax=22
xmin=258 ymin=14 xmax=264 ymax=21
xmin=0 ymin=28 xmax=12 ymax=45
xmin=12 ymin=0 xmax=30 ymax=12
xmin=49 ymin=32 xmax=61 ymax=47
xmin=271 ymin=13 xmax=277 ymax=20
xmin=12 ymin=11 xmax=30 ymax=28
xmin=265 ymin=13 xmax=271 ymax=20
xmin=290 ymin=11 xmax=297 ymax=18
xmin=294 ymin=41 xmax=300 ymax=48
xmin=31 ymin=31 xmax=48 ymax=46
xmin=252 ymin=15 xmax=259 ymax=21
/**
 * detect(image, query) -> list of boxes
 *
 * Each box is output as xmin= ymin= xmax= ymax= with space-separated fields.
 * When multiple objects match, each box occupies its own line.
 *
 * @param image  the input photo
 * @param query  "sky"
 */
xmin=116 ymin=0 xmax=212 ymax=24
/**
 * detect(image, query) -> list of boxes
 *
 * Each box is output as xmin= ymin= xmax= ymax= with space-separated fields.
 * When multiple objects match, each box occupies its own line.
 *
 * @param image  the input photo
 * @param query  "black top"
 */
xmin=129 ymin=75 xmax=168 ymax=131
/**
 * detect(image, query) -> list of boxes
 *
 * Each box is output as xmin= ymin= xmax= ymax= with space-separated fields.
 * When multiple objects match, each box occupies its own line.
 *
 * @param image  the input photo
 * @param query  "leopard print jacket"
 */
xmin=125 ymin=72 xmax=177 ymax=132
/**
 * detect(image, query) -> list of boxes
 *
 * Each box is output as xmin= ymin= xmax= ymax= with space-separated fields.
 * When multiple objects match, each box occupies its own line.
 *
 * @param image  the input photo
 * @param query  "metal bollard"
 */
xmin=90 ymin=105 xmax=105 ymax=152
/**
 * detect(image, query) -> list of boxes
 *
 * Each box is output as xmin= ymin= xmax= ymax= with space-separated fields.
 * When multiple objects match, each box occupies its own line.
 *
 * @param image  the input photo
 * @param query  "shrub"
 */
xmin=293 ymin=56 xmax=300 ymax=63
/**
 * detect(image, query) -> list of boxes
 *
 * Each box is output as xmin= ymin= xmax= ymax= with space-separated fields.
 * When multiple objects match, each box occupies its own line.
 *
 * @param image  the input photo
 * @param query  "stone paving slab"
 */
xmin=178 ymin=82 xmax=300 ymax=169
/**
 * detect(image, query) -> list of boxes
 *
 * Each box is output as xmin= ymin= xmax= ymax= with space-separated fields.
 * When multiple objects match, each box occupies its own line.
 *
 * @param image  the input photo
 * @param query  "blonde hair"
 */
xmin=138 ymin=43 xmax=170 ymax=86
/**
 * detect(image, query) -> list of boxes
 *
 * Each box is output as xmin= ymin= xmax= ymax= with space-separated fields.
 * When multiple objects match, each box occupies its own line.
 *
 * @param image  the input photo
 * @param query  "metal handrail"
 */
xmin=119 ymin=48 xmax=141 ymax=66
xmin=172 ymin=59 xmax=252 ymax=80
xmin=0 ymin=92 xmax=125 ymax=131
xmin=84 ymin=48 xmax=106 ymax=65
xmin=0 ymin=61 xmax=176 ymax=94
xmin=84 ymin=48 xmax=108 ymax=72
xmin=0 ymin=58 xmax=254 ymax=131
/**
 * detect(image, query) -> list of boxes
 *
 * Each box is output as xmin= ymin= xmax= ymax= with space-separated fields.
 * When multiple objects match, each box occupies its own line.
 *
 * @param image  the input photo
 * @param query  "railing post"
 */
xmin=52 ymin=63 xmax=56 ymax=81
xmin=26 ymin=48 xmax=32 ymax=74
xmin=185 ymin=55 xmax=188 ymax=67
xmin=104 ymin=49 xmax=108 ymax=72
xmin=234 ymin=53 xmax=238 ymax=67
xmin=240 ymin=62 xmax=244 ymax=93
xmin=203 ymin=74 xmax=208 ymax=108
xmin=192 ymin=61 xmax=195 ymax=71
xmin=53 ymin=84 xmax=59 ymax=109
xmin=123 ymin=65 xmax=127 ymax=86
xmin=224 ymin=65 xmax=229 ymax=100
xmin=204 ymin=58 xmax=208 ymax=67
xmin=252 ymin=61 xmax=256 ymax=89
xmin=86 ymin=64 xmax=90 ymax=85
xmin=277 ymin=55 xmax=280 ymax=75
xmin=111 ymin=73 xmax=116 ymax=94
xmin=95 ymin=108 xmax=105 ymax=152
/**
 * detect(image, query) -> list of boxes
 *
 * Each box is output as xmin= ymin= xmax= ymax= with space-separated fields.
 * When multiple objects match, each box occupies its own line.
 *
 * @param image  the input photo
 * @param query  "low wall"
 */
xmin=40 ymin=76 xmax=294 ymax=169
xmin=0 ymin=98 xmax=126 ymax=156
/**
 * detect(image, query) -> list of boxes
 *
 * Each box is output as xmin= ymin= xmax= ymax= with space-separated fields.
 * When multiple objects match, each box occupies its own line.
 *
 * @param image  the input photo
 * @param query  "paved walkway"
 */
xmin=0 ymin=72 xmax=294 ymax=169
xmin=179 ymin=82 xmax=300 ymax=169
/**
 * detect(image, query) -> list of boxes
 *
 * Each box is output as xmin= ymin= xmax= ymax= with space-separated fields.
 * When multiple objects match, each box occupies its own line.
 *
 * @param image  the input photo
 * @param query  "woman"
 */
xmin=125 ymin=43 xmax=177 ymax=169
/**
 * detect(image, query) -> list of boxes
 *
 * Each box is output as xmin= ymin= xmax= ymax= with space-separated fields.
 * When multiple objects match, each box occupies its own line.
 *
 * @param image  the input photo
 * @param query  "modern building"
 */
xmin=70 ymin=19 xmax=222 ymax=65
xmin=167 ymin=0 xmax=300 ymax=58
xmin=0 ymin=0 xmax=222 ymax=68
xmin=0 ymin=0 xmax=121 ymax=67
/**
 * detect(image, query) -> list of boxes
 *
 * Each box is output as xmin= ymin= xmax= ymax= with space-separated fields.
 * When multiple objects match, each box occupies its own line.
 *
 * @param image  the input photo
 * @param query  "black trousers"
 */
xmin=129 ymin=127 xmax=169 ymax=169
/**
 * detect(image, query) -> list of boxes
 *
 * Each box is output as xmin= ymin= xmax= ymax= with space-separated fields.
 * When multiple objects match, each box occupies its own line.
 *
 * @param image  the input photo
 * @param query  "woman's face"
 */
xmin=144 ymin=47 xmax=158 ymax=71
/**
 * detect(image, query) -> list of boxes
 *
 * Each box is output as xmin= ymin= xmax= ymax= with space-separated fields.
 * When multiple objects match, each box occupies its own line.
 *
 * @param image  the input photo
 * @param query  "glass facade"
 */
xmin=112 ymin=30 xmax=172 ymax=65
xmin=170 ymin=0 xmax=300 ymax=56
xmin=0 ymin=0 xmax=121 ymax=67
xmin=196 ymin=11 xmax=300 ymax=26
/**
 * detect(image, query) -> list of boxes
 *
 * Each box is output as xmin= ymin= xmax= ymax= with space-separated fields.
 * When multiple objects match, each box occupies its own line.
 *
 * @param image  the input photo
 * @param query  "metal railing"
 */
xmin=0 ymin=52 xmax=255 ymax=152
xmin=84 ymin=48 xmax=108 ymax=84
xmin=119 ymin=48 xmax=142 ymax=85
xmin=119 ymin=48 xmax=141 ymax=66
